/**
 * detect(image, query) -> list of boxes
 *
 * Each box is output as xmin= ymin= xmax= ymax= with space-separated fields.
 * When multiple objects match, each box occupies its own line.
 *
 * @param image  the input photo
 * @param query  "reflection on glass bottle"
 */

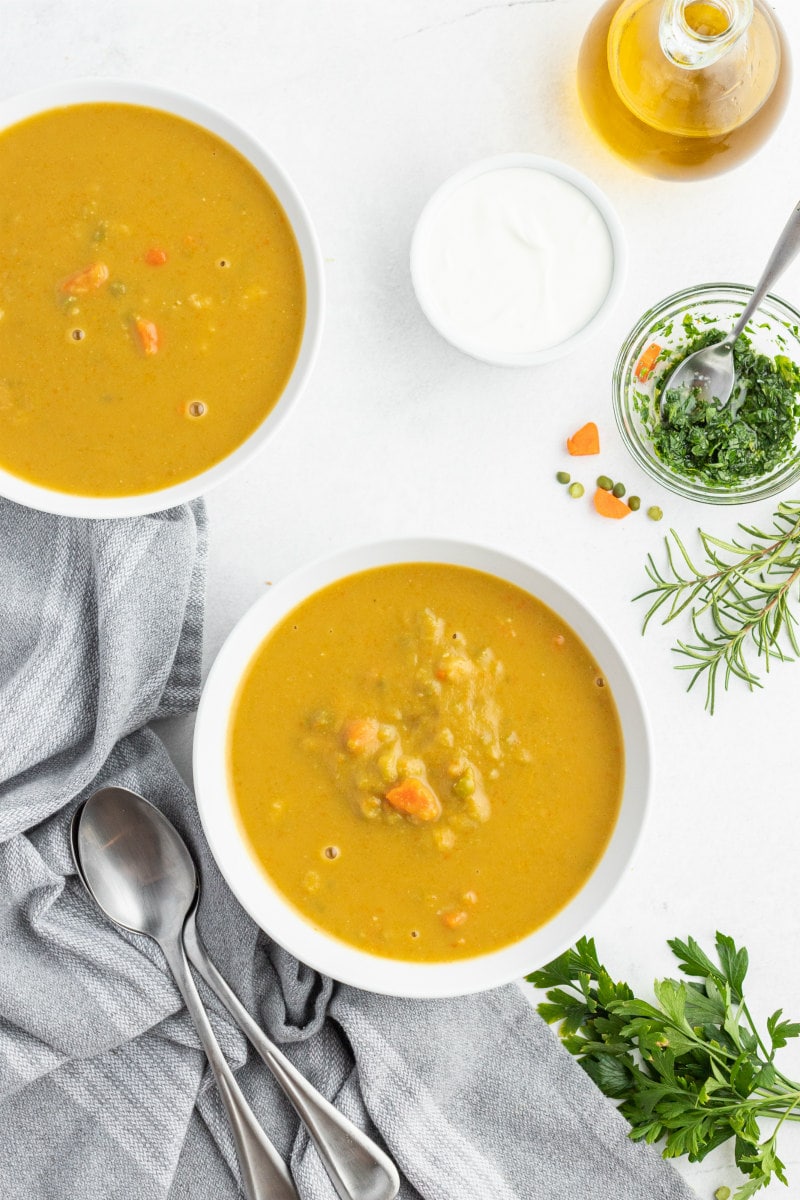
xmin=577 ymin=0 xmax=791 ymax=179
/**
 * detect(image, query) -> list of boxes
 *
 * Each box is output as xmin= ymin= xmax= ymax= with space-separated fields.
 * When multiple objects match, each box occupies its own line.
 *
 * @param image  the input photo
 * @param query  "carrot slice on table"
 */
xmin=145 ymin=247 xmax=168 ymax=265
xmin=566 ymin=422 xmax=600 ymax=456
xmin=134 ymin=317 xmax=159 ymax=356
xmin=385 ymin=778 xmax=442 ymax=823
xmin=634 ymin=342 xmax=662 ymax=382
xmin=593 ymin=488 xmax=632 ymax=519
xmin=60 ymin=261 xmax=109 ymax=295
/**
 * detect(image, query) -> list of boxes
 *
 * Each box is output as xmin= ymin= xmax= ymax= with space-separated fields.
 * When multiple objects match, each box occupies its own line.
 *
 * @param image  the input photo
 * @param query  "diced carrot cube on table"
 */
xmin=566 ymin=421 xmax=600 ymax=456
xmin=593 ymin=488 xmax=631 ymax=519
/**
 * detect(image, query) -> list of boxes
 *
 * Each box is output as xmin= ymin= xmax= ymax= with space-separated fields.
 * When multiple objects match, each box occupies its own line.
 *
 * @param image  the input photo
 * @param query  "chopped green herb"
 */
xmin=637 ymin=324 xmax=800 ymax=488
xmin=529 ymin=932 xmax=800 ymax=1200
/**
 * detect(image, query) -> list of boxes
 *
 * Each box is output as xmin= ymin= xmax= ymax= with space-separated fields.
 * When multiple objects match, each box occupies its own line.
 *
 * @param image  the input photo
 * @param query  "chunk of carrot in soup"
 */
xmin=134 ymin=317 xmax=159 ymax=356
xmin=442 ymin=909 xmax=468 ymax=929
xmin=342 ymin=718 xmax=381 ymax=756
xmin=385 ymin=778 xmax=442 ymax=823
xmin=60 ymin=261 xmax=109 ymax=295
xmin=145 ymin=247 xmax=168 ymax=266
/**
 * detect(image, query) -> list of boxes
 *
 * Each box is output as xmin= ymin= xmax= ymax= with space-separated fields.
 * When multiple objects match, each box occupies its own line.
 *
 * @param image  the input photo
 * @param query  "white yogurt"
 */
xmin=412 ymin=163 xmax=616 ymax=361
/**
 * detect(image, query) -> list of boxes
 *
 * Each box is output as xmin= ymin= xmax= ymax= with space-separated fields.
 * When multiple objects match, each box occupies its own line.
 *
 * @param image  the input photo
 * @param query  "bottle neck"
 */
xmin=660 ymin=0 xmax=753 ymax=69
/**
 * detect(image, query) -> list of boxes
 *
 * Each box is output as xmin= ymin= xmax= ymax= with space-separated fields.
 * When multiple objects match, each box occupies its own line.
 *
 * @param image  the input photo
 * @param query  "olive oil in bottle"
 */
xmin=577 ymin=0 xmax=790 ymax=180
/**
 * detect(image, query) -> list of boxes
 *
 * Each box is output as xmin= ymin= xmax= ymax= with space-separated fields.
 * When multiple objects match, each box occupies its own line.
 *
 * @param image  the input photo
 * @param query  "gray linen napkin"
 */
xmin=0 ymin=498 xmax=697 ymax=1200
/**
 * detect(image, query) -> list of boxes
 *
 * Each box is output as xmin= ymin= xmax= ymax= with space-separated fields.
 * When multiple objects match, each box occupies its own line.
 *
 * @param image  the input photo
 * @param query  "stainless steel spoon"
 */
xmin=73 ymin=786 xmax=400 ymax=1200
xmin=73 ymin=787 xmax=298 ymax=1200
xmin=661 ymin=200 xmax=800 ymax=414
xmin=182 ymin=911 xmax=400 ymax=1200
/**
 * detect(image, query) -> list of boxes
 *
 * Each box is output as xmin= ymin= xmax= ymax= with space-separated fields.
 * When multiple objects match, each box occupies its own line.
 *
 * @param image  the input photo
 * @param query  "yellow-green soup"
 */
xmin=0 ymin=102 xmax=305 ymax=496
xmin=229 ymin=564 xmax=624 ymax=962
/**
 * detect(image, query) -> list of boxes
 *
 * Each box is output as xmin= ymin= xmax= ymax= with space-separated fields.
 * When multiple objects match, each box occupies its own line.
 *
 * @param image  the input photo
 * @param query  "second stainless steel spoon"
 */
xmin=182 ymin=911 xmax=400 ymax=1200
xmin=73 ymin=787 xmax=298 ymax=1200
xmin=73 ymin=786 xmax=400 ymax=1200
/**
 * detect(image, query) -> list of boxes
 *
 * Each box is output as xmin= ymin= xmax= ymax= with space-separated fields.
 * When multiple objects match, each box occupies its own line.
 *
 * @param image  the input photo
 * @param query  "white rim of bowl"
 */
xmin=409 ymin=153 xmax=628 ymax=367
xmin=193 ymin=538 xmax=652 ymax=998
xmin=0 ymin=79 xmax=325 ymax=518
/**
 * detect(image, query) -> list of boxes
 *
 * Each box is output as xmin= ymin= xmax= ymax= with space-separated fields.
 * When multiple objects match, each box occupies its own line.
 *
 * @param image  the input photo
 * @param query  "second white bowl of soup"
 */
xmin=194 ymin=539 xmax=651 ymax=997
xmin=0 ymin=80 xmax=323 ymax=517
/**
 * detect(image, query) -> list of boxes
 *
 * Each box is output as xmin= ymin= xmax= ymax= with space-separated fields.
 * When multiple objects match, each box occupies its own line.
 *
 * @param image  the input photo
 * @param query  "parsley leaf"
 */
xmin=528 ymin=933 xmax=800 ymax=1199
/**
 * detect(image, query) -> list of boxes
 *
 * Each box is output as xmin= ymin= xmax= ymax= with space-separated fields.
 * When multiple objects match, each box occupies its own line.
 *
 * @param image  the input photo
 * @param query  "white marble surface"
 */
xmin=5 ymin=0 xmax=800 ymax=1195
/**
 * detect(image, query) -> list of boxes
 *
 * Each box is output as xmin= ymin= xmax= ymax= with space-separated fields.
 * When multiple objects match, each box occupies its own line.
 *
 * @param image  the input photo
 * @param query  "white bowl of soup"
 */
xmin=194 ymin=539 xmax=651 ymax=998
xmin=0 ymin=80 xmax=323 ymax=517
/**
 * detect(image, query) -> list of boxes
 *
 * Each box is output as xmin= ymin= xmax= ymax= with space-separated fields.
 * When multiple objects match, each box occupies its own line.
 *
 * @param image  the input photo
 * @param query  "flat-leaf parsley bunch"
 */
xmin=529 ymin=933 xmax=800 ymax=1198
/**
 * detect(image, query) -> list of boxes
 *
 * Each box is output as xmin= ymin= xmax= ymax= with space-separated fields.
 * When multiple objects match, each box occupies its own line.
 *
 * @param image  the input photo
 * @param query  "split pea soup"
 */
xmin=0 ymin=102 xmax=305 ymax=496
xmin=228 ymin=563 xmax=624 ymax=963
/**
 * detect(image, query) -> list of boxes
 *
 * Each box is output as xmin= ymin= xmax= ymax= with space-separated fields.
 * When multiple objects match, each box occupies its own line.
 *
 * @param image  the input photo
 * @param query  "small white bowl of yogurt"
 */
xmin=410 ymin=153 xmax=626 ymax=367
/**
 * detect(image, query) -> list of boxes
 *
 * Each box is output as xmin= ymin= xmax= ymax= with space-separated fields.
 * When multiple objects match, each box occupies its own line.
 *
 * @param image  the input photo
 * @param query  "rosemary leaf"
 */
xmin=634 ymin=501 xmax=800 ymax=712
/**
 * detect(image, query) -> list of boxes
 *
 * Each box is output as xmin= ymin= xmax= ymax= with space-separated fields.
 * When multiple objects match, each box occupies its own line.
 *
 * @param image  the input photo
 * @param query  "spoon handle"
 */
xmin=160 ymin=933 xmax=299 ymax=1200
xmin=731 ymin=200 xmax=800 ymax=342
xmin=183 ymin=916 xmax=400 ymax=1200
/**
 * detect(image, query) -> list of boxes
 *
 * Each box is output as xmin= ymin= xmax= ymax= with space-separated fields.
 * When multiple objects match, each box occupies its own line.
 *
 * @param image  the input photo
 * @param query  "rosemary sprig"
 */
xmin=635 ymin=500 xmax=800 ymax=712
xmin=529 ymin=933 xmax=800 ymax=1199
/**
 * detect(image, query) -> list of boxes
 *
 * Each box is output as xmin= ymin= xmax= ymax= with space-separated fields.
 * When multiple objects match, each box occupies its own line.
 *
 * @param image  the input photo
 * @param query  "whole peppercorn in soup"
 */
xmin=0 ymin=103 xmax=305 ymax=496
xmin=228 ymin=564 xmax=624 ymax=962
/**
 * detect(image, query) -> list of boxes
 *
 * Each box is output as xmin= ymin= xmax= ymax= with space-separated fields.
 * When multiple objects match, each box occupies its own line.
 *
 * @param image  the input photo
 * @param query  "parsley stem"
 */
xmin=531 ymin=932 xmax=800 ymax=1194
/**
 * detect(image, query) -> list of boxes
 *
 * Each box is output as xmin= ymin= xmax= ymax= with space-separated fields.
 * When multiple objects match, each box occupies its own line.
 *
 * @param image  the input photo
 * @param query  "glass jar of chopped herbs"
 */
xmin=613 ymin=284 xmax=800 ymax=505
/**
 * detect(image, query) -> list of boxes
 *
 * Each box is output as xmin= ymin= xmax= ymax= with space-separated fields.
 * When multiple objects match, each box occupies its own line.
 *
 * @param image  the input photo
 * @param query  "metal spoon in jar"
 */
xmin=660 ymin=200 xmax=800 ymax=415
xmin=72 ymin=786 xmax=400 ymax=1200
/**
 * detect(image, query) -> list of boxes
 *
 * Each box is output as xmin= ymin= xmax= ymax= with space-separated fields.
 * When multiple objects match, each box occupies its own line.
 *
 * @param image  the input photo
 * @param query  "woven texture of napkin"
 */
xmin=0 ymin=499 xmax=697 ymax=1200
